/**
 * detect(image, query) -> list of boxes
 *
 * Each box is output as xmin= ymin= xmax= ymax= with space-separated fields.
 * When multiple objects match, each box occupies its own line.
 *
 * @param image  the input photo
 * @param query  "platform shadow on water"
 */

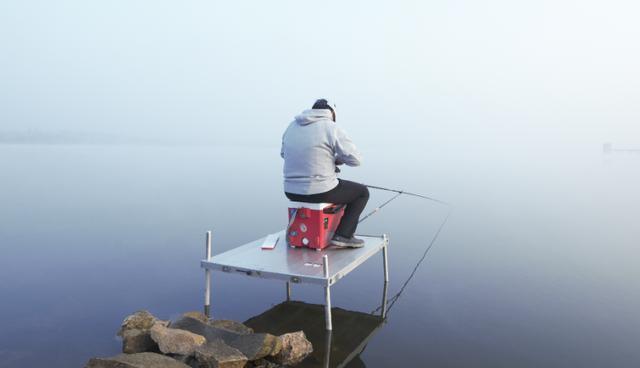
xmin=244 ymin=301 xmax=384 ymax=368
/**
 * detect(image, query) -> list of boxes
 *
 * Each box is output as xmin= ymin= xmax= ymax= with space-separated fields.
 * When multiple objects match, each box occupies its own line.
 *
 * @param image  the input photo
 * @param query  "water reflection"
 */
xmin=244 ymin=301 xmax=385 ymax=368
xmin=2 ymin=143 xmax=640 ymax=367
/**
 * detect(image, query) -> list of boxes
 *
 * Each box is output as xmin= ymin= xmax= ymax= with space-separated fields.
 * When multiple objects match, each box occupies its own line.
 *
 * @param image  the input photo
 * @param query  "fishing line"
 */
xmin=354 ymin=209 xmax=450 ymax=360
xmin=370 ymin=209 xmax=451 ymax=315
xmin=354 ymin=183 xmax=452 ymax=316
xmin=358 ymin=192 xmax=403 ymax=224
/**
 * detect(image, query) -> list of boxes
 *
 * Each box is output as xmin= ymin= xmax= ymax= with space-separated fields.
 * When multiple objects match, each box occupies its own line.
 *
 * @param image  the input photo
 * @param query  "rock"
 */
xmin=122 ymin=329 xmax=158 ymax=354
xmin=118 ymin=310 xmax=159 ymax=337
xmin=150 ymin=323 xmax=206 ymax=356
xmin=177 ymin=313 xmax=253 ymax=335
xmin=227 ymin=333 xmax=282 ymax=361
xmin=273 ymin=331 xmax=313 ymax=366
xmin=168 ymin=354 xmax=197 ymax=367
xmin=85 ymin=352 xmax=190 ymax=368
xmin=170 ymin=316 xmax=240 ymax=343
xmin=210 ymin=320 xmax=253 ymax=335
xmin=182 ymin=311 xmax=209 ymax=323
xmin=249 ymin=358 xmax=282 ymax=368
xmin=194 ymin=339 xmax=247 ymax=368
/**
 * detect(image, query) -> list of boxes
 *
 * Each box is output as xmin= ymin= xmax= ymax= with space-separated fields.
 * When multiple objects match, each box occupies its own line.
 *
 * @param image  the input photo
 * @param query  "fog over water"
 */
xmin=1 ymin=1 xmax=639 ymax=367
xmin=1 ymin=1 xmax=639 ymax=145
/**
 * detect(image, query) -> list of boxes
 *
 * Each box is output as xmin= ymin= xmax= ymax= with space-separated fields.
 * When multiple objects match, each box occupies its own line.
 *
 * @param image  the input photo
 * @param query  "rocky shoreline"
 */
xmin=85 ymin=310 xmax=313 ymax=368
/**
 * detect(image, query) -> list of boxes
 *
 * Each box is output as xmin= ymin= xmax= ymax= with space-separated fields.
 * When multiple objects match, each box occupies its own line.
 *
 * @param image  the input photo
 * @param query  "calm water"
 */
xmin=1 ymin=142 xmax=638 ymax=367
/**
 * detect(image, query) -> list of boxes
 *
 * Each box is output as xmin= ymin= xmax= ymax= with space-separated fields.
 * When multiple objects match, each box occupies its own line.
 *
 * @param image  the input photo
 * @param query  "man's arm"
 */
xmin=334 ymin=126 xmax=362 ymax=166
xmin=280 ymin=140 xmax=285 ymax=159
xmin=280 ymin=130 xmax=286 ymax=159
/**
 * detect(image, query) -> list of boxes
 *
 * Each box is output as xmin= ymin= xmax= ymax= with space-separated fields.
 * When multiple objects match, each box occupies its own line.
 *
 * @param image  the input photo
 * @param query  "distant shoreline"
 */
xmin=0 ymin=130 xmax=124 ymax=145
xmin=0 ymin=131 xmax=278 ymax=148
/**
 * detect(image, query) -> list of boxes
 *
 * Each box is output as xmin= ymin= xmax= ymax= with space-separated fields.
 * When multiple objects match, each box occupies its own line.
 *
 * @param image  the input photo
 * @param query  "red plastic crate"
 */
xmin=287 ymin=202 xmax=345 ymax=250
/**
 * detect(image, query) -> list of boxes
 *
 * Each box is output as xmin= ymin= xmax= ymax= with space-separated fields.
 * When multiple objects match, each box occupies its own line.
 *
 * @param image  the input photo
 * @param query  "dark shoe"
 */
xmin=331 ymin=235 xmax=365 ymax=249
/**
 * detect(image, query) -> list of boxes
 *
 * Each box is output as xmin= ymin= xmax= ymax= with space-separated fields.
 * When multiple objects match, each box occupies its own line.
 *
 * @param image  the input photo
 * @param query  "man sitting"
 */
xmin=280 ymin=99 xmax=369 ymax=248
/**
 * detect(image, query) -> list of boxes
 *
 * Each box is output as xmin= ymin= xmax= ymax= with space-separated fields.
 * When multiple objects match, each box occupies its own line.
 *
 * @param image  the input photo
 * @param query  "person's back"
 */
xmin=281 ymin=99 xmax=369 ymax=248
xmin=281 ymin=109 xmax=361 ymax=194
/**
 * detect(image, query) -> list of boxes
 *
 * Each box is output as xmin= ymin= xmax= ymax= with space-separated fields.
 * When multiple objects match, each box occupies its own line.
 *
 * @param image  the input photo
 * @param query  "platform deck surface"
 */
xmin=201 ymin=231 xmax=386 ymax=285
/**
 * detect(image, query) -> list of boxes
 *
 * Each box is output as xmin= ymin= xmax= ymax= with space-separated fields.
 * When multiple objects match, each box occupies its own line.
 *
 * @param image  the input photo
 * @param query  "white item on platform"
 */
xmin=261 ymin=232 xmax=280 ymax=250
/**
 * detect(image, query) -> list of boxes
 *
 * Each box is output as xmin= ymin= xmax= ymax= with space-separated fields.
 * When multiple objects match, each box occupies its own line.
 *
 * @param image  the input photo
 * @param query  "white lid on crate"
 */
xmin=288 ymin=201 xmax=334 ymax=210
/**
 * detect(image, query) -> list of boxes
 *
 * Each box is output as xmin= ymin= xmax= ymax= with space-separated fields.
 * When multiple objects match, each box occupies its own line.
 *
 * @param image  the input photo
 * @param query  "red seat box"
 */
xmin=287 ymin=202 xmax=345 ymax=250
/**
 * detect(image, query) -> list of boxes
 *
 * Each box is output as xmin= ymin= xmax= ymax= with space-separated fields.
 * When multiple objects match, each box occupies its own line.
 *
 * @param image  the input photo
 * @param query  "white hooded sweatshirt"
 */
xmin=281 ymin=109 xmax=362 ymax=195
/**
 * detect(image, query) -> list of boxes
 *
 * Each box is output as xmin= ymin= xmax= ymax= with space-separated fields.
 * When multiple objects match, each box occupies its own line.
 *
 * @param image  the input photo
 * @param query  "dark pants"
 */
xmin=285 ymin=179 xmax=369 ymax=238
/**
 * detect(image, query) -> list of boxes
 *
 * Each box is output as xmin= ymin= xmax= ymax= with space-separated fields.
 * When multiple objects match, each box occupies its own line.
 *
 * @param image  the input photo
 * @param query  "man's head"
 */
xmin=312 ymin=98 xmax=337 ymax=122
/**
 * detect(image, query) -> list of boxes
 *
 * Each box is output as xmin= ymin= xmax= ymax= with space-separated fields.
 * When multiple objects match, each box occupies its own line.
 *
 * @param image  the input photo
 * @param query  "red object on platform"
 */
xmin=287 ymin=202 xmax=345 ymax=250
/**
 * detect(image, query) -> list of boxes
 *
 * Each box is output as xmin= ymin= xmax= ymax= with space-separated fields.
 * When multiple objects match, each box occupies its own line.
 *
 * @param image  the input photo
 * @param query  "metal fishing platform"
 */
xmin=201 ymin=230 xmax=389 ymax=330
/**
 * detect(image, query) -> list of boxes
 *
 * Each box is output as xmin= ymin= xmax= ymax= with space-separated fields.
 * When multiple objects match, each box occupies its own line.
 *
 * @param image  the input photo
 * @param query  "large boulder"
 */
xmin=210 ymin=320 xmax=253 ymax=335
xmin=273 ymin=331 xmax=313 ymax=366
xmin=122 ymin=329 xmax=158 ymax=354
xmin=181 ymin=311 xmax=209 ymax=323
xmin=194 ymin=339 xmax=248 ymax=368
xmin=178 ymin=312 xmax=253 ymax=335
xmin=150 ymin=323 xmax=206 ymax=356
xmin=85 ymin=352 xmax=190 ymax=368
xmin=118 ymin=311 xmax=162 ymax=337
xmin=170 ymin=316 xmax=240 ymax=343
xmin=169 ymin=354 xmax=197 ymax=367
xmin=249 ymin=358 xmax=282 ymax=368
xmin=227 ymin=333 xmax=282 ymax=361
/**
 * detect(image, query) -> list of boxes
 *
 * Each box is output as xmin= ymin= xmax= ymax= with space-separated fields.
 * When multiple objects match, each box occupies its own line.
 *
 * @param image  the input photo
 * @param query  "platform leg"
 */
xmin=323 ymin=255 xmax=332 ymax=331
xmin=381 ymin=281 xmax=389 ymax=319
xmin=204 ymin=231 xmax=212 ymax=318
xmin=381 ymin=235 xmax=389 ymax=320
xmin=382 ymin=236 xmax=389 ymax=283
xmin=286 ymin=281 xmax=291 ymax=301
xmin=205 ymin=270 xmax=211 ymax=317
xmin=324 ymin=286 xmax=332 ymax=331
xmin=323 ymin=330 xmax=333 ymax=368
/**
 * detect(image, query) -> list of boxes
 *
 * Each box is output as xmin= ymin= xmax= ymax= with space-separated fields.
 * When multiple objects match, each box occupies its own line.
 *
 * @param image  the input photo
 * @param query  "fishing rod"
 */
xmin=364 ymin=184 xmax=451 ymax=206
xmin=358 ymin=192 xmax=403 ymax=224
xmin=358 ymin=183 xmax=451 ymax=225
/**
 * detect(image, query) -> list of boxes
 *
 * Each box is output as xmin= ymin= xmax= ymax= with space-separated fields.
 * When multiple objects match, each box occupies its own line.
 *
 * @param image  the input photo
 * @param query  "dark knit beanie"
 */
xmin=312 ymin=99 xmax=336 ymax=122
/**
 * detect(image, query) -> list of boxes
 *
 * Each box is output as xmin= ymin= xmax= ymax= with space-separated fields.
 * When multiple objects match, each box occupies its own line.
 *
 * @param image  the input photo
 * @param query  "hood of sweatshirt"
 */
xmin=294 ymin=109 xmax=333 ymax=126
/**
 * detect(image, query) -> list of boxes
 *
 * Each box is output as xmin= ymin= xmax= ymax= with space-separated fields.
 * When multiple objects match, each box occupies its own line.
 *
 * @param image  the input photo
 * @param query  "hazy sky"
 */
xmin=1 ymin=0 xmax=638 ymax=145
